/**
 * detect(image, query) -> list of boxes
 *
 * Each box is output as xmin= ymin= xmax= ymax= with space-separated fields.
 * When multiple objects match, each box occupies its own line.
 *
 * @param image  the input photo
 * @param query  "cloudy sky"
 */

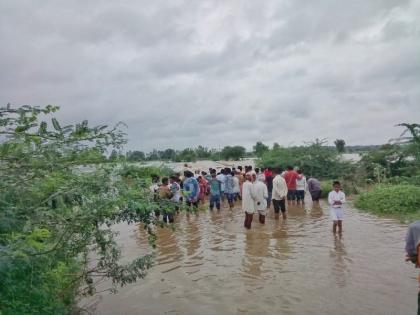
xmin=1 ymin=0 xmax=419 ymax=151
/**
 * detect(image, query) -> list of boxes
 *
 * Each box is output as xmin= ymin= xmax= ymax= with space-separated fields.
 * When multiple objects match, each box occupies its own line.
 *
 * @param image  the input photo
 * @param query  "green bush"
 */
xmin=257 ymin=141 xmax=360 ymax=180
xmin=355 ymin=184 xmax=420 ymax=216
xmin=0 ymin=106 xmax=157 ymax=315
xmin=387 ymin=175 xmax=420 ymax=186
xmin=119 ymin=164 xmax=173 ymax=179
xmin=319 ymin=179 xmax=361 ymax=199
xmin=320 ymin=181 xmax=332 ymax=198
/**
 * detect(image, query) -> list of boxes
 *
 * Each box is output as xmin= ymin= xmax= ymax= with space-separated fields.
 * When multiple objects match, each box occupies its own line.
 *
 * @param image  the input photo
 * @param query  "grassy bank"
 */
xmin=355 ymin=184 xmax=420 ymax=222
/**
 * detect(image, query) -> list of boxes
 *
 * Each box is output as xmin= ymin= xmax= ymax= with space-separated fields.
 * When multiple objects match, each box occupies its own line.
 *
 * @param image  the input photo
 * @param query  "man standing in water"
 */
xmin=170 ymin=175 xmax=182 ymax=212
xmin=183 ymin=170 xmax=200 ymax=210
xmin=295 ymin=169 xmax=306 ymax=206
xmin=233 ymin=170 xmax=241 ymax=201
xmin=405 ymin=220 xmax=420 ymax=315
xmin=158 ymin=177 xmax=174 ymax=223
xmin=224 ymin=168 xmax=235 ymax=210
xmin=307 ymin=177 xmax=322 ymax=205
xmin=328 ymin=181 xmax=346 ymax=234
xmin=284 ymin=166 xmax=299 ymax=205
xmin=265 ymin=168 xmax=273 ymax=209
xmin=208 ymin=170 xmax=221 ymax=211
xmin=216 ymin=169 xmax=226 ymax=204
xmin=252 ymin=173 xmax=268 ymax=224
xmin=242 ymin=173 xmax=255 ymax=229
xmin=272 ymin=167 xmax=288 ymax=220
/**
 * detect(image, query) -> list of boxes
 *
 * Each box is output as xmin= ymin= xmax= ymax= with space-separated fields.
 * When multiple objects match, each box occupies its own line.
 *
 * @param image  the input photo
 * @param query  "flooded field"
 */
xmin=82 ymin=201 xmax=418 ymax=315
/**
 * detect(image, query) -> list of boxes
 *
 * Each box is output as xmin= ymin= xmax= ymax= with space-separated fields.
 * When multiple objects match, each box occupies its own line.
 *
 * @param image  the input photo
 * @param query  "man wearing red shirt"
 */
xmin=284 ymin=166 xmax=299 ymax=205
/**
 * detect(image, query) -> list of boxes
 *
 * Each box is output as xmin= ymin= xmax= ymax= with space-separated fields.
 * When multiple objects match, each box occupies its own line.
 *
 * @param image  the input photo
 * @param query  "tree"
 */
xmin=176 ymin=148 xmax=196 ymax=162
xmin=109 ymin=149 xmax=119 ymax=161
xmin=258 ymin=139 xmax=346 ymax=179
xmin=0 ymin=105 xmax=159 ymax=314
xmin=334 ymin=139 xmax=346 ymax=153
xmin=221 ymin=145 xmax=246 ymax=160
xmin=357 ymin=123 xmax=420 ymax=181
xmin=195 ymin=145 xmax=212 ymax=159
xmin=359 ymin=144 xmax=406 ymax=180
xmin=147 ymin=149 xmax=160 ymax=160
xmin=127 ymin=150 xmax=145 ymax=161
xmin=396 ymin=123 xmax=420 ymax=162
xmin=160 ymin=148 xmax=176 ymax=160
xmin=273 ymin=142 xmax=280 ymax=150
xmin=253 ymin=141 xmax=269 ymax=157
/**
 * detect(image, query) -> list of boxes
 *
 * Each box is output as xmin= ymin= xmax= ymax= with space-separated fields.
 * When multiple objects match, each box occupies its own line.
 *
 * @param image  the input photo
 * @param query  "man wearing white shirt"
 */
xmin=233 ymin=171 xmax=241 ymax=201
xmin=328 ymin=181 xmax=346 ymax=234
xmin=252 ymin=173 xmax=268 ymax=224
xmin=242 ymin=173 xmax=256 ymax=229
xmin=295 ymin=169 xmax=306 ymax=206
xmin=272 ymin=167 xmax=288 ymax=220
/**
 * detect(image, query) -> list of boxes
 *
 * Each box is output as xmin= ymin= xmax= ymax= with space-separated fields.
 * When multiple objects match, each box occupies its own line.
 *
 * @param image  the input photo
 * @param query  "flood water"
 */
xmin=82 ymin=200 xmax=418 ymax=315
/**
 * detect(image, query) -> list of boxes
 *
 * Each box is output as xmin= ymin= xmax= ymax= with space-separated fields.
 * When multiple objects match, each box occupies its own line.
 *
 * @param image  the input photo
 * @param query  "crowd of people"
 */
xmin=150 ymin=165 xmax=420 ymax=312
xmin=149 ymin=165 xmax=346 ymax=234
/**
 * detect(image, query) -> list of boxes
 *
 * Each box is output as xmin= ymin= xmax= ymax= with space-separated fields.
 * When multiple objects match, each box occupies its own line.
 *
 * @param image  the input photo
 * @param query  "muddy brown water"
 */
xmin=82 ymin=201 xmax=418 ymax=315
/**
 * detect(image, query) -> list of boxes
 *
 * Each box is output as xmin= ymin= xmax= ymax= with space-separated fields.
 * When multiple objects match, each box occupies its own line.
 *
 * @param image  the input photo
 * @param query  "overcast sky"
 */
xmin=1 ymin=0 xmax=419 ymax=151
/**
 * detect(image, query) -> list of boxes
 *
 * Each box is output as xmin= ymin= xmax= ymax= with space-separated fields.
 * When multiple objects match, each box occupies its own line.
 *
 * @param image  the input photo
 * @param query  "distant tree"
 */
xmin=334 ymin=139 xmax=346 ymax=153
xmin=109 ymin=149 xmax=119 ymax=161
xmin=147 ymin=149 xmax=160 ymax=160
xmin=273 ymin=142 xmax=280 ymax=150
xmin=221 ymin=146 xmax=246 ymax=160
xmin=177 ymin=148 xmax=196 ymax=162
xmin=253 ymin=141 xmax=269 ymax=157
xmin=160 ymin=148 xmax=176 ymax=160
xmin=209 ymin=148 xmax=221 ymax=161
xmin=127 ymin=150 xmax=145 ymax=161
xmin=195 ymin=145 xmax=212 ymax=159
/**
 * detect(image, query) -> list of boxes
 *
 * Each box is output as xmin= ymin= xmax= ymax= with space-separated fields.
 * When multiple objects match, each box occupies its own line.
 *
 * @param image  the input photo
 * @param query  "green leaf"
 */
xmin=52 ymin=117 xmax=61 ymax=131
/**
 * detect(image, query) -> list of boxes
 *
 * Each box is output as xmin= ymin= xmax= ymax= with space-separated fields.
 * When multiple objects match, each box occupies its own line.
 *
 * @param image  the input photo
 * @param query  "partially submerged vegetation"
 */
xmin=0 ymin=105 xmax=168 ymax=314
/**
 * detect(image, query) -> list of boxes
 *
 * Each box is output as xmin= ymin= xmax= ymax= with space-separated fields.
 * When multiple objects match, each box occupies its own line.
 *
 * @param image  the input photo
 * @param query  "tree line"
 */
xmin=118 ymin=139 xmax=351 ymax=162
xmin=122 ymin=145 xmax=248 ymax=162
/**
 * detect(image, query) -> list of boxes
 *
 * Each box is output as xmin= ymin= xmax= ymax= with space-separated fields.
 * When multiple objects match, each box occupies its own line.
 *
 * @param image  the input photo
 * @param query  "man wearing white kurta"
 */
xmin=272 ymin=167 xmax=288 ymax=220
xmin=242 ymin=173 xmax=256 ymax=229
xmin=252 ymin=173 xmax=268 ymax=224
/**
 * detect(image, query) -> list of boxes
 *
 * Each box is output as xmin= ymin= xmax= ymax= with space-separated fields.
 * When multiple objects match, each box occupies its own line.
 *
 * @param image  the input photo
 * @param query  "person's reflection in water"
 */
xmin=287 ymin=203 xmax=306 ymax=218
xmin=310 ymin=203 xmax=324 ymax=220
xmin=242 ymin=230 xmax=269 ymax=279
xmin=155 ymin=226 xmax=183 ymax=265
xmin=272 ymin=223 xmax=291 ymax=261
xmin=184 ymin=217 xmax=202 ymax=258
xmin=329 ymin=234 xmax=349 ymax=288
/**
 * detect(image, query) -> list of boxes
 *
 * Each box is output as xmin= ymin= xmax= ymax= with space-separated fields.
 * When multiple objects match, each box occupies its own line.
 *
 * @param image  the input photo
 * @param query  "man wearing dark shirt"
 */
xmin=307 ymin=177 xmax=322 ymax=204
xmin=264 ymin=167 xmax=273 ymax=208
